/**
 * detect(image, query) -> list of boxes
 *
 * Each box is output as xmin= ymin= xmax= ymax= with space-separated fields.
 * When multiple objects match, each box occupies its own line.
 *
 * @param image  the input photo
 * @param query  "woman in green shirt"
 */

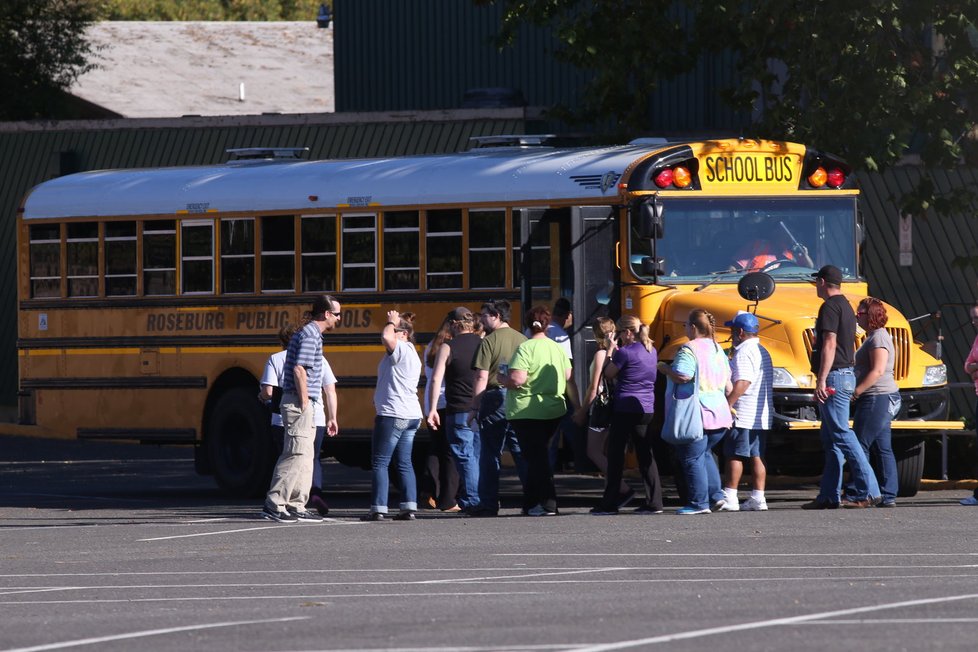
xmin=502 ymin=304 xmax=572 ymax=516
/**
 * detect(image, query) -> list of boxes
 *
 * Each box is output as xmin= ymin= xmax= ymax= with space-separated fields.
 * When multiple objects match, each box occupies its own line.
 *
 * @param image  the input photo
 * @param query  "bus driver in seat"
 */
xmin=731 ymin=216 xmax=814 ymax=272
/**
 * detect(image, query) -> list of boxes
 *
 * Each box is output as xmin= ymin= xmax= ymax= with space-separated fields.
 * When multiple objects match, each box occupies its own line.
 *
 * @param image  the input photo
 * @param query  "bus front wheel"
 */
xmin=207 ymin=387 xmax=276 ymax=497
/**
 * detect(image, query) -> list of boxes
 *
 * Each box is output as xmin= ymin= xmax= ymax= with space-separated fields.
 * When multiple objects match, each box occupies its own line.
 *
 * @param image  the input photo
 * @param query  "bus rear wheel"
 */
xmin=207 ymin=387 xmax=276 ymax=497
xmin=894 ymin=437 xmax=925 ymax=498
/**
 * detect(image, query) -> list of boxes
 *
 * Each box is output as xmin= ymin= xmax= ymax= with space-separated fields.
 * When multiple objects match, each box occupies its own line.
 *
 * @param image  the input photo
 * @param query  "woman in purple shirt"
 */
xmin=590 ymin=315 xmax=664 ymax=515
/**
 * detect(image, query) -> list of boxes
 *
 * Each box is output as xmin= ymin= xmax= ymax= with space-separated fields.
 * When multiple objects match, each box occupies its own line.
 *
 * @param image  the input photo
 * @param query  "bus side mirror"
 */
xmin=633 ymin=196 xmax=664 ymax=239
xmin=641 ymin=257 xmax=665 ymax=276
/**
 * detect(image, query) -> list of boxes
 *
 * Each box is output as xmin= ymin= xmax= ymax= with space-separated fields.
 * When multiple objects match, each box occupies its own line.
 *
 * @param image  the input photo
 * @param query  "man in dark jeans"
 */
xmin=802 ymin=266 xmax=880 ymax=510
xmin=467 ymin=300 xmax=528 ymax=515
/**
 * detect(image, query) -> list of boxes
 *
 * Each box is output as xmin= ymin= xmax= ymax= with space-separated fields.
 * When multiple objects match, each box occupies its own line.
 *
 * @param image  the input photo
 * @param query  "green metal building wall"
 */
xmin=0 ymin=110 xmax=530 ymax=407
xmin=333 ymin=0 xmax=744 ymax=132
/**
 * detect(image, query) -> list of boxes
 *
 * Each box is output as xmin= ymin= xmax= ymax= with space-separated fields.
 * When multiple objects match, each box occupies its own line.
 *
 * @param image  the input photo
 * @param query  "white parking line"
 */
xmin=136 ymin=519 xmax=360 ymax=541
xmin=0 ymin=616 xmax=307 ymax=652
xmin=567 ymin=592 xmax=978 ymax=651
xmin=0 ymin=590 xmax=543 ymax=606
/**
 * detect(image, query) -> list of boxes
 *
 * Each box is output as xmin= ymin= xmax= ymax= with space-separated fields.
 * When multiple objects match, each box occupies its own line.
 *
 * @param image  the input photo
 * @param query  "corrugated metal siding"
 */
xmin=858 ymin=167 xmax=978 ymax=420
xmin=334 ymin=0 xmax=744 ymax=131
xmin=334 ymin=0 xmax=588 ymax=112
xmin=0 ymin=113 xmax=526 ymax=406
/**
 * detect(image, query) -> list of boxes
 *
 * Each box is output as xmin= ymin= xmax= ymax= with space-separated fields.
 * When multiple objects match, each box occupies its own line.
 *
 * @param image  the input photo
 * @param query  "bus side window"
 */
xmin=260 ymin=215 xmax=295 ymax=292
xmin=105 ymin=221 xmax=137 ymax=296
xmin=383 ymin=210 xmax=419 ymax=290
xmin=469 ymin=209 xmax=505 ymax=289
xmin=427 ymin=208 xmax=462 ymax=289
xmin=181 ymin=220 xmax=214 ymax=294
xmin=301 ymin=214 xmax=337 ymax=292
xmin=341 ymin=214 xmax=377 ymax=290
xmin=29 ymin=223 xmax=62 ymax=298
xmin=143 ymin=220 xmax=176 ymax=296
xmin=221 ymin=218 xmax=255 ymax=294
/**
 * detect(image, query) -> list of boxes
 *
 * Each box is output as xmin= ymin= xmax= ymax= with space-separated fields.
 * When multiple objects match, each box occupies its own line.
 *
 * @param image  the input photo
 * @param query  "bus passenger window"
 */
xmin=469 ymin=210 xmax=505 ymax=288
xmin=29 ymin=224 xmax=61 ymax=298
xmin=427 ymin=209 xmax=462 ymax=289
xmin=143 ymin=220 xmax=176 ymax=296
xmin=341 ymin=214 xmax=376 ymax=291
xmin=301 ymin=215 xmax=336 ymax=292
xmin=105 ymin=221 xmax=136 ymax=296
xmin=66 ymin=223 xmax=98 ymax=297
xmin=383 ymin=211 xmax=419 ymax=290
xmin=261 ymin=215 xmax=295 ymax=292
xmin=221 ymin=218 xmax=255 ymax=294
xmin=181 ymin=221 xmax=214 ymax=294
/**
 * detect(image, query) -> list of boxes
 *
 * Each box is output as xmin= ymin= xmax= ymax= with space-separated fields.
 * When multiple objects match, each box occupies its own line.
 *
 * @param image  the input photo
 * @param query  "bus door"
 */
xmin=515 ymin=204 xmax=619 ymax=401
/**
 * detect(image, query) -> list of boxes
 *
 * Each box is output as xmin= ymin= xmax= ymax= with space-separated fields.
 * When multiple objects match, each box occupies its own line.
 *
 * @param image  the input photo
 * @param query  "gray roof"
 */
xmin=23 ymin=144 xmax=653 ymax=219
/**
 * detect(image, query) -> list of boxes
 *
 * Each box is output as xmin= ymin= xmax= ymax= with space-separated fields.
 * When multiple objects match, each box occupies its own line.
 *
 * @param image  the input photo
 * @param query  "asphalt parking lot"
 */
xmin=2 ymin=434 xmax=978 ymax=652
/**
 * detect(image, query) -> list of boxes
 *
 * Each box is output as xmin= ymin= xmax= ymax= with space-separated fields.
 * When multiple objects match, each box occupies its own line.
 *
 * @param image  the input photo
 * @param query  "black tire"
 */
xmin=894 ymin=437 xmax=924 ymax=498
xmin=206 ymin=387 xmax=277 ymax=497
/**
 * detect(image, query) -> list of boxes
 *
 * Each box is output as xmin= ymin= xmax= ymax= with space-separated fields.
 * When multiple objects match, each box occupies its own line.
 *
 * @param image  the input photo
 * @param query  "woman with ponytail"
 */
xmin=590 ymin=315 xmax=664 ymax=515
xmin=503 ymin=304 xmax=572 ymax=516
xmin=658 ymin=309 xmax=733 ymax=515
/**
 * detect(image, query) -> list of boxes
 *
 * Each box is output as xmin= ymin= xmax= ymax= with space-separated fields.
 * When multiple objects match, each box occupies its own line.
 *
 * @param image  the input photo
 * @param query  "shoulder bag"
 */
xmin=587 ymin=355 xmax=614 ymax=430
xmin=660 ymin=345 xmax=704 ymax=445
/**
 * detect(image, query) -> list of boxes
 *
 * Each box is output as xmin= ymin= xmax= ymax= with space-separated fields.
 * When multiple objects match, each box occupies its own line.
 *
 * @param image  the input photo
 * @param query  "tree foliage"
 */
xmin=0 ymin=0 xmax=100 ymax=120
xmin=483 ymin=0 xmax=978 ymax=217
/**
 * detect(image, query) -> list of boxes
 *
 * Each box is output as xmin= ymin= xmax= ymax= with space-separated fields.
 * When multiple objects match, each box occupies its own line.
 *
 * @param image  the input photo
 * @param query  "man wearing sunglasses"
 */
xmin=262 ymin=294 xmax=342 ymax=523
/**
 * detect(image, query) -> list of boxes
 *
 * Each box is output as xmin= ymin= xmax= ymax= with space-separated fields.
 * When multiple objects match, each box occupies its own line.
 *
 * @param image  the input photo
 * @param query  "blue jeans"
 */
xmin=370 ymin=415 xmax=421 ymax=514
xmin=477 ymin=388 xmax=527 ymax=512
xmin=852 ymin=393 xmax=899 ymax=503
xmin=676 ymin=428 xmax=726 ymax=511
xmin=445 ymin=410 xmax=481 ymax=510
xmin=818 ymin=368 xmax=880 ymax=502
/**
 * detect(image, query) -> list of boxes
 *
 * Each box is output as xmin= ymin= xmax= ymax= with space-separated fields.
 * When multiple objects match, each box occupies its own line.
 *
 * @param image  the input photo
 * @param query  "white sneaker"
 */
xmin=712 ymin=498 xmax=739 ymax=512
xmin=959 ymin=496 xmax=978 ymax=506
xmin=741 ymin=497 xmax=769 ymax=511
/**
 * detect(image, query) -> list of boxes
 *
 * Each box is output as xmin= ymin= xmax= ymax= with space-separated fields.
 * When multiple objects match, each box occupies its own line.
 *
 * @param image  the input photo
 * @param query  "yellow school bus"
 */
xmin=16 ymin=138 xmax=955 ymax=495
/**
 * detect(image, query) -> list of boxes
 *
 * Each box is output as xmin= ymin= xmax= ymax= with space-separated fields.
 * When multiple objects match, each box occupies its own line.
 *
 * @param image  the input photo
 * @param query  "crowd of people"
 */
xmin=259 ymin=270 xmax=978 ymax=521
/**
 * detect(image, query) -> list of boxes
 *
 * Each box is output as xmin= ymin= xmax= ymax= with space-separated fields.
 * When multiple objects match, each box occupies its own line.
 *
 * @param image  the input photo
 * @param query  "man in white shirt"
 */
xmin=718 ymin=311 xmax=773 ymax=511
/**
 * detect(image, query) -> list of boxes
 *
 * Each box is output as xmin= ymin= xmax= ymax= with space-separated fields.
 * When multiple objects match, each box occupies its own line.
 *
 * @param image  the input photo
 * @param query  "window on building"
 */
xmin=341 ymin=214 xmax=376 ymax=290
xmin=29 ymin=224 xmax=61 ymax=298
xmin=383 ymin=211 xmax=419 ymax=290
xmin=181 ymin=221 xmax=214 ymax=294
xmin=469 ymin=210 xmax=506 ymax=288
xmin=221 ymin=218 xmax=254 ymax=294
xmin=426 ymin=209 xmax=462 ymax=289
xmin=301 ymin=215 xmax=337 ymax=292
xmin=143 ymin=220 xmax=176 ymax=295
xmin=104 ymin=221 xmax=137 ymax=296
xmin=261 ymin=215 xmax=295 ymax=292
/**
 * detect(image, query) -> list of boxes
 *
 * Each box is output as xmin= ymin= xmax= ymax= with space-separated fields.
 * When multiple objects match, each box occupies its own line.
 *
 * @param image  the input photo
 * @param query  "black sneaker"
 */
xmin=361 ymin=512 xmax=384 ymax=521
xmin=287 ymin=508 xmax=324 ymax=522
xmin=633 ymin=503 xmax=664 ymax=514
xmin=262 ymin=506 xmax=298 ymax=523
xmin=589 ymin=504 xmax=619 ymax=515
xmin=393 ymin=511 xmax=416 ymax=521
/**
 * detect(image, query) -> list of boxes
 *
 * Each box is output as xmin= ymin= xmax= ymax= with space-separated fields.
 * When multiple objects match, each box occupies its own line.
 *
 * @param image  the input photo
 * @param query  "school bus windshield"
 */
xmin=629 ymin=196 xmax=860 ymax=283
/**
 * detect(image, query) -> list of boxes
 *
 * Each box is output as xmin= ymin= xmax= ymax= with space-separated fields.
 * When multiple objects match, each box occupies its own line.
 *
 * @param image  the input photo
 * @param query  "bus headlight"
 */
xmin=922 ymin=364 xmax=947 ymax=386
xmin=772 ymin=367 xmax=799 ymax=388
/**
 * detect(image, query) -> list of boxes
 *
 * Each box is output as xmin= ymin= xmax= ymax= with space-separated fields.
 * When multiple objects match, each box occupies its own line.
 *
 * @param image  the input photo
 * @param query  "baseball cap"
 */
xmin=724 ymin=310 xmax=759 ymax=333
xmin=448 ymin=306 xmax=474 ymax=322
xmin=811 ymin=265 xmax=843 ymax=285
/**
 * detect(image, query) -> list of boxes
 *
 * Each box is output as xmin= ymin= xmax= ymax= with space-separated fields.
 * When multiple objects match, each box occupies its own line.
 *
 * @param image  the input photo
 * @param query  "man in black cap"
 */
xmin=802 ymin=266 xmax=880 ymax=510
xmin=262 ymin=294 xmax=342 ymax=522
